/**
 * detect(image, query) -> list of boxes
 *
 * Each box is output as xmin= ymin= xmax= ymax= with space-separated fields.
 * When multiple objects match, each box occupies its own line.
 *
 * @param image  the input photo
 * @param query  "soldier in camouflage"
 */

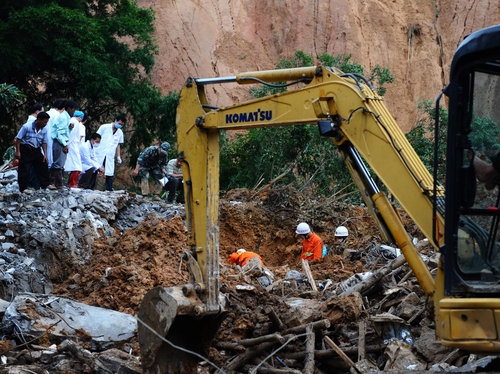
xmin=131 ymin=142 xmax=170 ymax=197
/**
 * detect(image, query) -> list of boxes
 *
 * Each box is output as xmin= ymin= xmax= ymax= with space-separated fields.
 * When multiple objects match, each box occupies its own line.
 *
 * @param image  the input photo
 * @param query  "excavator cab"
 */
xmin=438 ymin=24 xmax=500 ymax=350
xmin=444 ymin=25 xmax=500 ymax=294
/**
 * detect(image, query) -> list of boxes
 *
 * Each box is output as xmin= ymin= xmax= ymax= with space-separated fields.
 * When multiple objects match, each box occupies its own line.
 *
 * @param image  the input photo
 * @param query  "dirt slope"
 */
xmin=139 ymin=0 xmax=499 ymax=132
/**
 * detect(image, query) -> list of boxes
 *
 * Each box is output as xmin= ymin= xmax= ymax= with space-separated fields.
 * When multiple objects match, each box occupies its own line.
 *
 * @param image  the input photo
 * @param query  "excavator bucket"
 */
xmin=137 ymin=286 xmax=225 ymax=373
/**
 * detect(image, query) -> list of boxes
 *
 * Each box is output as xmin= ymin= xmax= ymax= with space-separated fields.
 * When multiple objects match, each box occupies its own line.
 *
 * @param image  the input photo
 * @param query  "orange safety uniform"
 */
xmin=300 ymin=232 xmax=324 ymax=261
xmin=228 ymin=251 xmax=264 ymax=267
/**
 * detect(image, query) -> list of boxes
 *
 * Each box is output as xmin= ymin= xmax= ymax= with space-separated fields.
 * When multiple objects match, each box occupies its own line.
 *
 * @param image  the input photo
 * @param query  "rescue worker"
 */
xmin=296 ymin=222 xmax=326 ymax=261
xmin=228 ymin=248 xmax=264 ymax=268
xmin=131 ymin=142 xmax=171 ymax=197
xmin=335 ymin=226 xmax=349 ymax=242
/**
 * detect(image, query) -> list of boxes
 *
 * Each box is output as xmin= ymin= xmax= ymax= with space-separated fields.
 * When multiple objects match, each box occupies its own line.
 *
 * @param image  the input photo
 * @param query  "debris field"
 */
xmin=0 ymin=171 xmax=499 ymax=373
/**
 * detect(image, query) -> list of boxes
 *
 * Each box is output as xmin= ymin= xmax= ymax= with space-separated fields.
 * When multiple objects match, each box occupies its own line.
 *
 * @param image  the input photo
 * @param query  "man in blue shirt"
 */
xmin=14 ymin=112 xmax=51 ymax=192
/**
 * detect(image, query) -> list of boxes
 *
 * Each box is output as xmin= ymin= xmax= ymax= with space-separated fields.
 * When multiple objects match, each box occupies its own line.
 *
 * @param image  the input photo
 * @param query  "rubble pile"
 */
xmin=0 ymin=174 xmax=498 ymax=372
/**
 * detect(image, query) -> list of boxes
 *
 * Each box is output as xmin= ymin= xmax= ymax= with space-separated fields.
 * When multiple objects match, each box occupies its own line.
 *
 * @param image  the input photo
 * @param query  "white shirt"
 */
xmin=95 ymin=123 xmax=124 ymax=176
xmin=79 ymin=140 xmax=101 ymax=172
xmin=45 ymin=108 xmax=62 ymax=167
xmin=64 ymin=118 xmax=83 ymax=172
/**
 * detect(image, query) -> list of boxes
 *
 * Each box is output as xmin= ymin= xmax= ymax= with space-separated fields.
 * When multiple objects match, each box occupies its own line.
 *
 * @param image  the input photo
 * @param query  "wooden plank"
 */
xmin=358 ymin=320 xmax=366 ymax=362
xmin=324 ymin=336 xmax=361 ymax=374
xmin=301 ymin=259 xmax=318 ymax=292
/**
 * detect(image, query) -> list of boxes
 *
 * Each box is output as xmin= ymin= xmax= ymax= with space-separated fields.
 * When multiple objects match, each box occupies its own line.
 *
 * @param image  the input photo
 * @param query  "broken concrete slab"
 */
xmin=1 ymin=294 xmax=137 ymax=348
xmin=383 ymin=339 xmax=426 ymax=371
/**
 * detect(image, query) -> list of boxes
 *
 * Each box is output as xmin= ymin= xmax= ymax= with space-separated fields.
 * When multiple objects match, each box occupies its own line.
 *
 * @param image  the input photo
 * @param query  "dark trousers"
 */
xmin=18 ymin=144 xmax=49 ymax=192
xmin=105 ymin=176 xmax=114 ymax=191
xmin=165 ymin=177 xmax=184 ymax=203
xmin=78 ymin=168 xmax=97 ymax=189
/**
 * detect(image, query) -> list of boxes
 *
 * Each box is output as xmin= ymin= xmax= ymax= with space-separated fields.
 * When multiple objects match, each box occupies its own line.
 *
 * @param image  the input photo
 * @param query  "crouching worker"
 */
xmin=78 ymin=133 xmax=104 ymax=189
xmin=131 ymin=142 xmax=171 ymax=198
xmin=296 ymin=222 xmax=326 ymax=261
xmin=165 ymin=155 xmax=185 ymax=203
xmin=228 ymin=249 xmax=274 ymax=286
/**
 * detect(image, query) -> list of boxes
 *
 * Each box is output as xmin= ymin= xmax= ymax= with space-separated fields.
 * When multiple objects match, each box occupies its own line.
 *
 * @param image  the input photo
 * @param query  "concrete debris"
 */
xmin=0 ymin=178 xmax=494 ymax=373
xmin=2 ymin=294 xmax=137 ymax=349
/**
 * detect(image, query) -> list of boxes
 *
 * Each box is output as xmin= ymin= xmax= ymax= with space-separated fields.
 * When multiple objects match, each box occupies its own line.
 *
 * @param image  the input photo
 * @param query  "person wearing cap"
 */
xmin=64 ymin=110 xmax=85 ymax=188
xmin=94 ymin=114 xmax=125 ymax=191
xmin=131 ymin=142 xmax=171 ymax=197
xmin=296 ymin=222 xmax=326 ymax=261
xmin=228 ymin=249 xmax=264 ymax=268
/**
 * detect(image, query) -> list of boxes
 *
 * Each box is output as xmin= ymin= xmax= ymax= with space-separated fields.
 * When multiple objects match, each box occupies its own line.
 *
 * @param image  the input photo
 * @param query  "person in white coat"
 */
xmin=45 ymin=99 xmax=65 ymax=169
xmin=95 ymin=114 xmax=125 ymax=191
xmin=78 ymin=133 xmax=104 ymax=189
xmin=64 ymin=111 xmax=85 ymax=188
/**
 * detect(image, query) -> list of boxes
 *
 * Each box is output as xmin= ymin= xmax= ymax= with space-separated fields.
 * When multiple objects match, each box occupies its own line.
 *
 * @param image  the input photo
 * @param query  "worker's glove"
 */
xmin=117 ymin=156 xmax=122 ymax=164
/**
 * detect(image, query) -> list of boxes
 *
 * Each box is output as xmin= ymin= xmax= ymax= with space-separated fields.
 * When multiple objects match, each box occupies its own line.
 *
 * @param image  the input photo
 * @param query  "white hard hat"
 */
xmin=335 ymin=226 xmax=349 ymax=237
xmin=236 ymin=248 xmax=246 ymax=254
xmin=296 ymin=222 xmax=311 ymax=235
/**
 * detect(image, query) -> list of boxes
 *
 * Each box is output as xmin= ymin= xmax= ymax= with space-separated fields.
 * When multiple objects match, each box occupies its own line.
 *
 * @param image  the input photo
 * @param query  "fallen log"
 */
xmin=240 ymin=333 xmax=285 ymax=347
xmin=303 ymin=324 xmax=315 ymax=374
xmin=324 ymin=336 xmax=361 ymax=374
xmin=283 ymin=319 xmax=330 ymax=335
xmin=279 ymin=344 xmax=387 ymax=360
xmin=214 ymin=341 xmax=246 ymax=352
xmin=338 ymin=254 xmax=406 ymax=296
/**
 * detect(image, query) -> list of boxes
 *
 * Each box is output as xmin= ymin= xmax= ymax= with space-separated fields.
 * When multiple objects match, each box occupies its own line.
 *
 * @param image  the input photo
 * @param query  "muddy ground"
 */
xmin=42 ymin=185 xmax=447 ymax=373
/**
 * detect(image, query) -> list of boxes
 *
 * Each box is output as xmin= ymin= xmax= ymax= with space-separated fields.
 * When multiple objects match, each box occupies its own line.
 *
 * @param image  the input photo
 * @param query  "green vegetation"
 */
xmin=406 ymin=100 xmax=448 ymax=181
xmin=0 ymin=0 xmax=177 ymax=163
xmin=220 ymin=51 xmax=395 ymax=200
xmin=406 ymin=100 xmax=500 ymax=182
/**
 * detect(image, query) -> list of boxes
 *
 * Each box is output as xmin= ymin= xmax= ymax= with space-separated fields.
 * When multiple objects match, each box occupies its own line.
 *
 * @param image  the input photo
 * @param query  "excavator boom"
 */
xmin=138 ymin=25 xmax=500 ymax=372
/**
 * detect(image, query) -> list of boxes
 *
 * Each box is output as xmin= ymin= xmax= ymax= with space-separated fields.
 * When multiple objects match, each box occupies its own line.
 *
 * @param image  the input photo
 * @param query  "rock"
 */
xmin=4 ymin=230 xmax=13 ymax=237
xmin=95 ymin=348 xmax=142 ymax=374
xmin=414 ymin=326 xmax=454 ymax=363
xmin=2 ymin=294 xmax=137 ymax=348
xmin=0 ymin=299 xmax=10 ymax=314
xmin=383 ymin=339 xmax=426 ymax=371
xmin=1 ymin=243 xmax=15 ymax=251
xmin=282 ymin=298 xmax=323 ymax=326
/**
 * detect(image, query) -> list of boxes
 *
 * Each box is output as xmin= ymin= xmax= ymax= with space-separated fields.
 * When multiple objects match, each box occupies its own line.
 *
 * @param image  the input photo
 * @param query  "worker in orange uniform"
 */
xmin=296 ymin=222 xmax=326 ymax=261
xmin=228 ymin=248 xmax=264 ymax=267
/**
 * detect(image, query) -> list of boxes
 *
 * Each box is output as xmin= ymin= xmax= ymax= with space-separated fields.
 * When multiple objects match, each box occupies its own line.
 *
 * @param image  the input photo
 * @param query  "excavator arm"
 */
xmin=139 ymin=36 xmax=500 ymax=370
xmin=177 ymin=65 xmax=442 ymax=302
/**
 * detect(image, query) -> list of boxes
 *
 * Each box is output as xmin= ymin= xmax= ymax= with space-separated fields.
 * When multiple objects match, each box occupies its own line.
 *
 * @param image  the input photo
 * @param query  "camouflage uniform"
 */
xmin=3 ymin=146 xmax=15 ymax=167
xmin=136 ymin=146 xmax=168 ymax=195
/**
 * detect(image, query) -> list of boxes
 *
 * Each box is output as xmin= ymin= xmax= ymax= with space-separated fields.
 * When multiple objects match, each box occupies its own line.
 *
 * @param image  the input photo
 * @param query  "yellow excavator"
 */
xmin=138 ymin=25 xmax=500 ymax=372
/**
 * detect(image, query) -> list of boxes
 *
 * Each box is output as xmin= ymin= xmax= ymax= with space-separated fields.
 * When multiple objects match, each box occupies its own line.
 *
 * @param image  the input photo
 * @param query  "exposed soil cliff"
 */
xmin=140 ymin=0 xmax=499 ymax=131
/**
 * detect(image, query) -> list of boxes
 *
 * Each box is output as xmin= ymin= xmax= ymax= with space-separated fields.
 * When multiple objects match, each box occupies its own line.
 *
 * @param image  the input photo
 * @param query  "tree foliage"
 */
xmin=0 ymin=0 xmax=176 ymax=163
xmin=406 ymin=100 xmax=500 ymax=182
xmin=220 ymin=51 xmax=395 ymax=200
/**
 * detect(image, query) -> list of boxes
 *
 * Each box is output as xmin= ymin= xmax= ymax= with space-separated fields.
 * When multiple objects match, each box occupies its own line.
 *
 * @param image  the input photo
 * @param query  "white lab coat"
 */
xmin=79 ymin=140 xmax=101 ymax=172
xmin=45 ymin=108 xmax=61 ymax=167
xmin=64 ymin=118 xmax=83 ymax=172
xmin=95 ymin=123 xmax=123 ymax=176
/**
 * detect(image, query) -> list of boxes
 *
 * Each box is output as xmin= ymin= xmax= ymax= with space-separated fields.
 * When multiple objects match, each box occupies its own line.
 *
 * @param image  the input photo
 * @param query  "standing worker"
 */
xmin=45 ymin=99 xmax=65 ymax=169
xmin=64 ymin=111 xmax=85 ymax=188
xmin=131 ymin=142 xmax=171 ymax=197
xmin=296 ymin=222 xmax=326 ymax=261
xmin=50 ymin=100 xmax=78 ymax=189
xmin=95 ymin=114 xmax=125 ymax=191
xmin=14 ymin=112 xmax=51 ymax=192
xmin=165 ymin=155 xmax=184 ymax=203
